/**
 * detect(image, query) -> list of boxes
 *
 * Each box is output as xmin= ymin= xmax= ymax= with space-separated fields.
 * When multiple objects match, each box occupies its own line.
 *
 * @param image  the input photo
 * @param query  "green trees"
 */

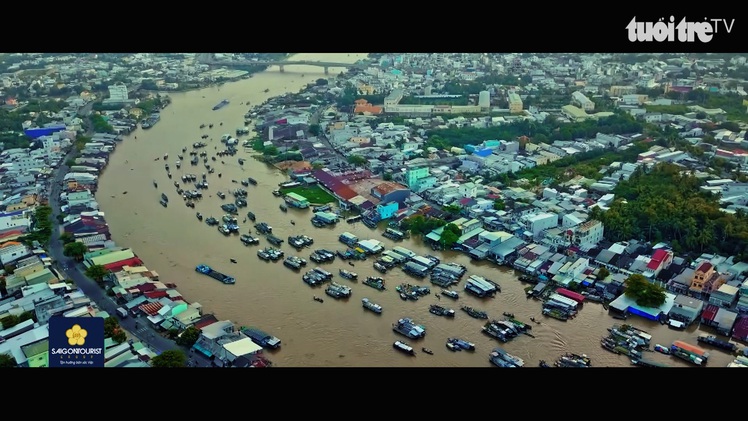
xmin=590 ymin=162 xmax=748 ymax=261
xmin=176 ymin=326 xmax=201 ymax=348
xmin=0 ymin=353 xmax=16 ymax=368
xmin=84 ymin=265 xmax=109 ymax=284
xmin=151 ymin=350 xmax=187 ymax=368
xmin=439 ymin=223 xmax=462 ymax=249
xmin=63 ymin=242 xmax=89 ymax=261
xmin=19 ymin=206 xmax=53 ymax=246
xmin=104 ymin=317 xmax=127 ymax=344
xmin=624 ymin=274 xmax=666 ymax=308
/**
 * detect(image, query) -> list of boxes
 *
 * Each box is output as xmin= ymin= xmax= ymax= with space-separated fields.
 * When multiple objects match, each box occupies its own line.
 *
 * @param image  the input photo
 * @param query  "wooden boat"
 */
xmin=313 ymin=296 xmax=324 ymax=303
xmin=422 ymin=348 xmax=434 ymax=355
xmin=461 ymin=306 xmax=488 ymax=319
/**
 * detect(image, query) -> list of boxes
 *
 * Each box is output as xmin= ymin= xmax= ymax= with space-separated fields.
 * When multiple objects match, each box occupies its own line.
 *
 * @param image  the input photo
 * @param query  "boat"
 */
xmin=429 ymin=304 xmax=455 ymax=318
xmin=272 ymin=189 xmax=282 ymax=197
xmin=153 ymin=180 xmax=157 ymax=188
xmin=539 ymin=360 xmax=550 ymax=368
xmin=422 ymin=348 xmax=434 ymax=355
xmin=555 ymin=353 xmax=591 ymax=368
xmin=279 ymin=204 xmax=287 ymax=212
xmin=159 ymin=199 xmax=168 ymax=207
xmin=240 ymin=234 xmax=259 ymax=245
xmin=205 ymin=217 xmax=219 ymax=226
xmin=230 ymin=258 xmax=237 ymax=264
xmin=263 ymin=88 xmax=270 ymax=93
xmin=654 ymin=344 xmax=670 ymax=355
xmin=362 ymin=298 xmax=382 ymax=314
xmin=241 ymin=327 xmax=281 ymax=349
xmin=392 ymin=318 xmax=426 ymax=339
xmin=313 ymin=296 xmax=324 ymax=303
xmin=489 ymin=347 xmax=525 ymax=367
xmin=213 ymin=99 xmax=229 ymax=111
xmin=199 ymin=124 xmax=206 ymax=128
xmin=196 ymin=212 xmax=203 ymax=221
xmin=325 ymin=282 xmax=352 ymax=299
xmin=363 ymin=276 xmax=386 ymax=291
xmin=247 ymin=177 xmax=257 ymax=185
xmin=339 ymin=269 xmax=358 ymax=280
xmin=448 ymin=338 xmax=476 ymax=351
xmin=503 ymin=312 xmax=515 ymax=318
xmin=461 ymin=306 xmax=488 ymax=319
xmin=441 ymin=290 xmax=459 ymax=299
xmin=195 ymin=264 xmax=236 ymax=285
xmin=697 ymin=334 xmax=738 ymax=352
xmin=446 ymin=341 xmax=461 ymax=352
xmin=246 ymin=211 xmax=256 ymax=221
xmin=393 ymin=341 xmax=415 ymax=355
xmin=217 ymin=191 xmax=226 ymax=199
xmin=399 ymin=293 xmax=408 ymax=300
xmin=161 ymin=193 xmax=168 ymax=202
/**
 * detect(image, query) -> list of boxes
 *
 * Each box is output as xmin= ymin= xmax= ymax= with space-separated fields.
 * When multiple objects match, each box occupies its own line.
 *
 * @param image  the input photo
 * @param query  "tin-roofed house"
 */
xmin=735 ymin=279 xmax=748 ymax=313
xmin=732 ymin=316 xmax=748 ymax=342
xmin=667 ymin=294 xmax=704 ymax=324
xmin=709 ymin=284 xmax=740 ymax=308
xmin=700 ymin=304 xmax=738 ymax=336
xmin=667 ymin=268 xmax=695 ymax=295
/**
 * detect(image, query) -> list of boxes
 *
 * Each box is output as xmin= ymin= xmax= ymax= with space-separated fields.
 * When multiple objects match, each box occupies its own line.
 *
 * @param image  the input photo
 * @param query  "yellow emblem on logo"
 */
xmin=66 ymin=324 xmax=87 ymax=346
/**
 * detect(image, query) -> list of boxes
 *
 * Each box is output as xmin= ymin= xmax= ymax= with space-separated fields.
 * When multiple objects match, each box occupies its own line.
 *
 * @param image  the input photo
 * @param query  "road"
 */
xmin=46 ymin=150 xmax=181 ymax=356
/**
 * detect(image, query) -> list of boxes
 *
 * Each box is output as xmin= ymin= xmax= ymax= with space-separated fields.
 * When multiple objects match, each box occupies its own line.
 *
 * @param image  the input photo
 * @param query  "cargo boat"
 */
xmin=339 ymin=269 xmax=358 ymax=280
xmin=195 ymin=264 xmax=235 ymax=284
xmin=362 ymin=298 xmax=383 ymax=314
xmin=393 ymin=340 xmax=415 ymax=355
xmin=213 ymin=99 xmax=229 ymax=110
xmin=392 ymin=318 xmax=426 ymax=339
xmin=241 ymin=327 xmax=281 ymax=349
xmin=696 ymin=334 xmax=738 ymax=352
xmin=671 ymin=340 xmax=709 ymax=366
xmin=325 ymin=282 xmax=352 ymax=299
xmin=448 ymin=338 xmax=475 ymax=351
xmin=429 ymin=304 xmax=455 ymax=317
xmin=461 ymin=306 xmax=488 ymax=319
xmin=489 ymin=347 xmax=524 ymax=367
xmin=363 ymin=276 xmax=386 ymax=291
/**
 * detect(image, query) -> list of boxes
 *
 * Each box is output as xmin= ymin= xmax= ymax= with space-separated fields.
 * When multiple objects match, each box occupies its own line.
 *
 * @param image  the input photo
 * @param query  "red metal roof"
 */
xmin=556 ymin=287 xmax=586 ymax=303
xmin=701 ymin=304 xmax=718 ymax=321
xmin=697 ymin=261 xmax=713 ymax=273
xmin=104 ymin=257 xmax=143 ymax=272
xmin=138 ymin=302 xmax=163 ymax=316
xmin=672 ymin=340 xmax=707 ymax=356
xmin=732 ymin=317 xmax=748 ymax=340
xmin=144 ymin=290 xmax=168 ymax=299
xmin=135 ymin=283 xmax=156 ymax=293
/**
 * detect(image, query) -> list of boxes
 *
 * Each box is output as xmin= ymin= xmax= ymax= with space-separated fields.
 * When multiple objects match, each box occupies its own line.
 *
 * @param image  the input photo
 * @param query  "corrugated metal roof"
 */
xmin=702 ymin=304 xmax=719 ymax=321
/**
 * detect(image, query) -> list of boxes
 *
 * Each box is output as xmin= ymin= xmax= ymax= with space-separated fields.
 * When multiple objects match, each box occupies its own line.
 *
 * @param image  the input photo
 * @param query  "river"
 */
xmin=96 ymin=53 xmax=733 ymax=367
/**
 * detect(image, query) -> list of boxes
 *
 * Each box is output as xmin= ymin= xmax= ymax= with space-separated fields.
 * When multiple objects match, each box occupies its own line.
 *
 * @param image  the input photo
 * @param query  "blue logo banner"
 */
xmin=48 ymin=317 xmax=105 ymax=368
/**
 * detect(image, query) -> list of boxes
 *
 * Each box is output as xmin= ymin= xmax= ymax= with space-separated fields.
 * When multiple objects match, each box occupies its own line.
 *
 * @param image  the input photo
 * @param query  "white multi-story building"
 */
xmin=574 ymin=220 xmax=604 ymax=250
xmin=107 ymin=83 xmax=128 ymax=102
xmin=522 ymin=212 xmax=558 ymax=237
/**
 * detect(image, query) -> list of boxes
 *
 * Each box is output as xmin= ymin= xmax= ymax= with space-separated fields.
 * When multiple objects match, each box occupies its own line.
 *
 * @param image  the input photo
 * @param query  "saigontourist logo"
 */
xmin=49 ymin=317 xmax=105 ymax=367
xmin=627 ymin=16 xmax=736 ymax=42
xmin=67 ymin=324 xmax=87 ymax=346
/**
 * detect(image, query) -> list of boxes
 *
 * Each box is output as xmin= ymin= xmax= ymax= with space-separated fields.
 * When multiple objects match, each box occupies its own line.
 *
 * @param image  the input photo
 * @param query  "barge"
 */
xmin=195 ymin=264 xmax=235 ymax=285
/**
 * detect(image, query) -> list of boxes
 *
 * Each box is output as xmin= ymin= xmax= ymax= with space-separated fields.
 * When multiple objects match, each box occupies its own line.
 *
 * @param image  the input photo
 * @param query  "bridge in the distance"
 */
xmin=195 ymin=53 xmax=365 ymax=74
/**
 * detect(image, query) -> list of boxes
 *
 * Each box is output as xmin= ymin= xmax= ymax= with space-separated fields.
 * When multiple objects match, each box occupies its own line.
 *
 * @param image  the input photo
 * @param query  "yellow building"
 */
xmin=508 ymin=93 xmax=523 ymax=113
xmin=357 ymin=84 xmax=376 ymax=95
xmin=561 ymin=105 xmax=588 ymax=121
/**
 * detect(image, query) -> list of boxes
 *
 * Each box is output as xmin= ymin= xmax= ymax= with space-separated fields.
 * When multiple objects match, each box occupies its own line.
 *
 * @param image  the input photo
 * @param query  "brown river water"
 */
xmin=96 ymin=53 xmax=734 ymax=367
